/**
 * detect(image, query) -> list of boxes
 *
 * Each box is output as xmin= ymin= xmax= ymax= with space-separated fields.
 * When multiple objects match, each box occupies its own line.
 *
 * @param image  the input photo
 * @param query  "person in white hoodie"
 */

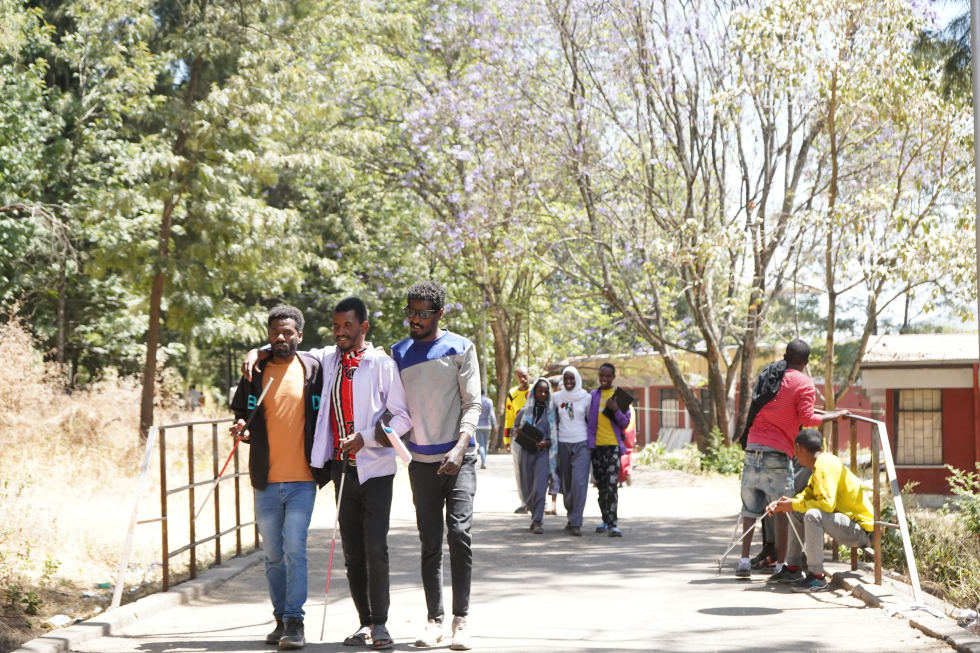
xmin=553 ymin=366 xmax=592 ymax=537
xmin=242 ymin=297 xmax=412 ymax=650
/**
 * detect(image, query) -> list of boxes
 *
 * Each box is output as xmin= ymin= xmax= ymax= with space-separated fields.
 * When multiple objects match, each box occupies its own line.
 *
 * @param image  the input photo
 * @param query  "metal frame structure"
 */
xmin=823 ymin=412 xmax=923 ymax=604
xmin=111 ymin=418 xmax=259 ymax=608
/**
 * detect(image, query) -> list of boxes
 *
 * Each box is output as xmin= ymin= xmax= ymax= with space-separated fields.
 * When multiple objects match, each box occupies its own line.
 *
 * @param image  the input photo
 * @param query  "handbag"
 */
xmin=516 ymin=420 xmax=546 ymax=454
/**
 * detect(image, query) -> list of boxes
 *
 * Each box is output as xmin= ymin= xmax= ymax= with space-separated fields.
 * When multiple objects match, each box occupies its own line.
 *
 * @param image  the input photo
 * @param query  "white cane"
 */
xmin=320 ymin=451 xmax=348 ymax=642
xmin=193 ymin=377 xmax=274 ymax=523
xmin=717 ymin=514 xmax=744 ymax=573
xmin=717 ymin=518 xmax=758 ymax=573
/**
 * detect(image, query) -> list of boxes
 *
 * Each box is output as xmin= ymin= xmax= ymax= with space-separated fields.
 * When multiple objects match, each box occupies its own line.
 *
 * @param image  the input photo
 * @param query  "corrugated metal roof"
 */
xmin=862 ymin=334 xmax=979 ymax=366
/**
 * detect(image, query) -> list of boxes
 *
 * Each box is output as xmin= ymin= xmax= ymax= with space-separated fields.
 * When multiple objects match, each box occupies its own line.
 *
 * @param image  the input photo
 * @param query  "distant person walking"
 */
xmin=504 ymin=367 xmax=531 ymax=514
xmin=387 ymin=281 xmax=481 ymax=651
xmin=587 ymin=363 xmax=631 ymax=538
xmin=476 ymin=388 xmax=497 ymax=469
xmin=553 ymin=366 xmax=591 ymax=536
xmin=735 ymin=339 xmax=849 ymax=579
xmin=187 ymin=384 xmax=204 ymax=412
xmin=231 ymin=306 xmax=328 ymax=649
xmin=514 ymin=378 xmax=556 ymax=533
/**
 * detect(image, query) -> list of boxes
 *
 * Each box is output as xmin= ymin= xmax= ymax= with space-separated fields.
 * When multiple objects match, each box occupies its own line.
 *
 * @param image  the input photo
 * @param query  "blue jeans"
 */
xmin=740 ymin=451 xmax=794 ymax=519
xmin=475 ymin=428 xmax=490 ymax=466
xmin=254 ymin=481 xmax=317 ymax=620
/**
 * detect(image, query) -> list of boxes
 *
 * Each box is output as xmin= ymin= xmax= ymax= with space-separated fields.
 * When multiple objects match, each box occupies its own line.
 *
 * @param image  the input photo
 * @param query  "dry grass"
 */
xmin=0 ymin=322 xmax=257 ymax=652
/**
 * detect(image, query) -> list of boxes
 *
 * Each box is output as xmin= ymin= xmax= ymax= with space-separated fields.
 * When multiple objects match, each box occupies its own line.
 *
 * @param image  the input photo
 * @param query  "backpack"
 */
xmin=738 ymin=360 xmax=788 ymax=450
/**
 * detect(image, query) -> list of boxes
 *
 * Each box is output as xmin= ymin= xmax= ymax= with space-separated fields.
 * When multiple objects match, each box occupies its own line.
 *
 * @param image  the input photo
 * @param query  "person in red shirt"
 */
xmin=735 ymin=340 xmax=849 ymax=579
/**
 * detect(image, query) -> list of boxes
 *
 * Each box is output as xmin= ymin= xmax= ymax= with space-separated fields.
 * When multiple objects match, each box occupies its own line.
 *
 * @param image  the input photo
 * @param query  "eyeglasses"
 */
xmin=404 ymin=306 xmax=437 ymax=319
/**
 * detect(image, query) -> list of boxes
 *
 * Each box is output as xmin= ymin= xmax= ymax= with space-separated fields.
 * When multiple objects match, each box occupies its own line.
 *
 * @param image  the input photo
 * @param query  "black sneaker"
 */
xmin=766 ymin=567 xmax=804 ymax=585
xmin=514 ymin=505 xmax=528 ymax=514
xmin=791 ymin=573 xmax=830 ymax=593
xmin=750 ymin=547 xmax=776 ymax=568
xmin=279 ymin=618 xmax=305 ymax=649
xmin=265 ymin=618 xmax=284 ymax=645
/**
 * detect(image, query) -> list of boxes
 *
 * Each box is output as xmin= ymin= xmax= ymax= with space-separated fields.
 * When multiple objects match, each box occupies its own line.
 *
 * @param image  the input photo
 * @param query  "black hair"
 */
xmin=599 ymin=362 xmax=616 ymax=375
xmin=268 ymin=305 xmax=304 ymax=332
xmin=795 ymin=428 xmax=824 ymax=454
xmin=407 ymin=280 xmax=446 ymax=311
xmin=785 ymin=339 xmax=811 ymax=365
xmin=334 ymin=296 xmax=368 ymax=324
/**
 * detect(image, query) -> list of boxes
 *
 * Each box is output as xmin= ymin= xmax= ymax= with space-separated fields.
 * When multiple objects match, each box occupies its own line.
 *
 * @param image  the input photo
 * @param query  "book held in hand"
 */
xmin=602 ymin=388 xmax=634 ymax=420
xmin=516 ymin=420 xmax=546 ymax=453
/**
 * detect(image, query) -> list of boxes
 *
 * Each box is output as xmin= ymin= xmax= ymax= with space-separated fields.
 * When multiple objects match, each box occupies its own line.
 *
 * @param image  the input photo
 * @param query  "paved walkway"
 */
xmin=75 ymin=455 xmax=949 ymax=652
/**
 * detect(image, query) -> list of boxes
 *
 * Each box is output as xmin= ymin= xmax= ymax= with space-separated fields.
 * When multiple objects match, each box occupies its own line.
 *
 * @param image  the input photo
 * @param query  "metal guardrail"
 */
xmin=111 ymin=418 xmax=259 ymax=608
xmin=820 ymin=412 xmax=923 ymax=604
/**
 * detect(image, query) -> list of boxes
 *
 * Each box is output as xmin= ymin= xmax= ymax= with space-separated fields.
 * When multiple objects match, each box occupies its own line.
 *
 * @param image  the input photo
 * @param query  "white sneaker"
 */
xmin=450 ymin=616 xmax=472 ymax=651
xmin=414 ymin=619 xmax=443 ymax=647
xmin=735 ymin=559 xmax=751 ymax=578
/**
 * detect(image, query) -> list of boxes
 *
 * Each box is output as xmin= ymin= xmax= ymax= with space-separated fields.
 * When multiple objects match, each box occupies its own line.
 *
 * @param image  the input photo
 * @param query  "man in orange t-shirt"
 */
xmin=231 ymin=306 xmax=326 ymax=649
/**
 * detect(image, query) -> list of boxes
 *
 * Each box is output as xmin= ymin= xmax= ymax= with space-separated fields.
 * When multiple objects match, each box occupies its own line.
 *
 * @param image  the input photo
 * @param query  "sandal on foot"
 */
xmin=344 ymin=626 xmax=371 ymax=646
xmin=531 ymin=520 xmax=543 ymax=534
xmin=371 ymin=625 xmax=393 ymax=650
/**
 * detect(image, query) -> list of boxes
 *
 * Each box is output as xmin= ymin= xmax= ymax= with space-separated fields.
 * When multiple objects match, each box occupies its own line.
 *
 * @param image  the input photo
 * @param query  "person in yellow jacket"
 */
xmin=504 ymin=367 xmax=531 ymax=514
xmin=765 ymin=428 xmax=873 ymax=593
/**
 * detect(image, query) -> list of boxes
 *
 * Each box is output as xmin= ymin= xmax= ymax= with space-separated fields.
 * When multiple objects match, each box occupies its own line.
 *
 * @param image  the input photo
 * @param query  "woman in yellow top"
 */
xmin=586 ymin=363 xmax=632 ymax=538
xmin=765 ymin=428 xmax=873 ymax=592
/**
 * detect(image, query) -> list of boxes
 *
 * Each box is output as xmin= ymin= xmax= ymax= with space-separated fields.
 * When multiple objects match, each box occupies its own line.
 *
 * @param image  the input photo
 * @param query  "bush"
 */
xmin=700 ymin=428 xmax=744 ymax=476
xmin=879 ymin=483 xmax=980 ymax=609
xmin=634 ymin=441 xmax=701 ymax=474
xmin=947 ymin=464 xmax=980 ymax=536
xmin=635 ymin=428 xmax=743 ymax=477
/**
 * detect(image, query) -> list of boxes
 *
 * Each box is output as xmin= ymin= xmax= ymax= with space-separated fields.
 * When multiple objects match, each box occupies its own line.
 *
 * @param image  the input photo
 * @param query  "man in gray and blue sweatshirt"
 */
xmin=382 ymin=281 xmax=481 ymax=651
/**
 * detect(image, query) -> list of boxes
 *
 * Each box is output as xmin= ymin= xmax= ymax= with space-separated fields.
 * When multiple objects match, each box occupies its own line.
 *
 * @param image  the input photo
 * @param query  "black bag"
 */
xmin=601 ymin=387 xmax=635 ymax=421
xmin=738 ymin=360 xmax=788 ymax=449
xmin=516 ymin=420 xmax=546 ymax=453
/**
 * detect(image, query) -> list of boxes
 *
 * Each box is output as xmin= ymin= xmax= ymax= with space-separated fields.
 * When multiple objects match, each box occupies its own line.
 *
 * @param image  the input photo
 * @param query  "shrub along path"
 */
xmin=72 ymin=456 xmax=950 ymax=652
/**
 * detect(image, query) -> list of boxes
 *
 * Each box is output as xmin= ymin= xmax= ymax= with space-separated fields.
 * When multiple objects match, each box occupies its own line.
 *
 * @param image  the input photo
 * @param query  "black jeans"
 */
xmin=331 ymin=461 xmax=393 ymax=626
xmin=408 ymin=454 xmax=477 ymax=621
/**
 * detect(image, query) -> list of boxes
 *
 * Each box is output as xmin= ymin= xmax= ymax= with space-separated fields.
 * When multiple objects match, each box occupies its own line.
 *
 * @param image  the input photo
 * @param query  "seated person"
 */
xmin=765 ymin=428 xmax=873 ymax=593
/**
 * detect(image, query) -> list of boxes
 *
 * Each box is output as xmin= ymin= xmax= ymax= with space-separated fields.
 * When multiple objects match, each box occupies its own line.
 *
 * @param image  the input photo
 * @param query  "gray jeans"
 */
xmin=558 ymin=441 xmax=590 ymax=528
xmin=787 ymin=508 xmax=871 ymax=575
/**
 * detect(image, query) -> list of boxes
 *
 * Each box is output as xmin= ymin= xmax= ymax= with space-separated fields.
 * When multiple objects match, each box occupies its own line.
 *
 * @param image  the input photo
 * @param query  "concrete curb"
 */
xmin=12 ymin=549 xmax=264 ymax=653
xmin=827 ymin=565 xmax=980 ymax=653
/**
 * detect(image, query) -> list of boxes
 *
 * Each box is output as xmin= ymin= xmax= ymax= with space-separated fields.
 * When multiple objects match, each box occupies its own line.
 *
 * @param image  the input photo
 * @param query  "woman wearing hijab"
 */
xmin=553 ymin=366 xmax=592 ymax=536
xmin=513 ymin=378 xmax=556 ymax=534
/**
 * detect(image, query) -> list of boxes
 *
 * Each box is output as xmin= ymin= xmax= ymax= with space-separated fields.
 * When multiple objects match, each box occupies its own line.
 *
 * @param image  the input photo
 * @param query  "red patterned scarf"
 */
xmin=331 ymin=347 xmax=367 ymax=461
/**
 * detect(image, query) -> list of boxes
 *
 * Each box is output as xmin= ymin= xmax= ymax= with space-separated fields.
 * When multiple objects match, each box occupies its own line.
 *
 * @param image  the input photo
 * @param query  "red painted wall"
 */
xmin=885 ymin=387 xmax=978 ymax=495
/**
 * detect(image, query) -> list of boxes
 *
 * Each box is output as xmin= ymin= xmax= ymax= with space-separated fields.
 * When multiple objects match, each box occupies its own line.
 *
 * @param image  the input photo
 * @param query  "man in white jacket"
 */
xmin=243 ymin=297 xmax=412 ymax=650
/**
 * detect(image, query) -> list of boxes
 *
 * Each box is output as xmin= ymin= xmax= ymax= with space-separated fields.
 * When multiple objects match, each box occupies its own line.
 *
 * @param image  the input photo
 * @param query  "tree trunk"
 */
xmin=704 ymin=338 xmax=731 ymax=442
xmin=823 ymin=70 xmax=840 ymax=415
xmin=489 ymin=305 xmax=512 ymax=450
xmin=735 ymin=298 xmax=761 ymax=438
xmin=56 ymin=255 xmax=66 ymax=366
xmin=138 ymin=55 xmax=203 ymax=440
xmin=139 ymin=197 xmax=176 ymax=440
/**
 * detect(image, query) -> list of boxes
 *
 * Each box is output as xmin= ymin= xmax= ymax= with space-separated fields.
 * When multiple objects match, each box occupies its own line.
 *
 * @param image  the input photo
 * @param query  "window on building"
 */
xmin=661 ymin=388 xmax=679 ymax=429
xmin=895 ymin=389 xmax=943 ymax=465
